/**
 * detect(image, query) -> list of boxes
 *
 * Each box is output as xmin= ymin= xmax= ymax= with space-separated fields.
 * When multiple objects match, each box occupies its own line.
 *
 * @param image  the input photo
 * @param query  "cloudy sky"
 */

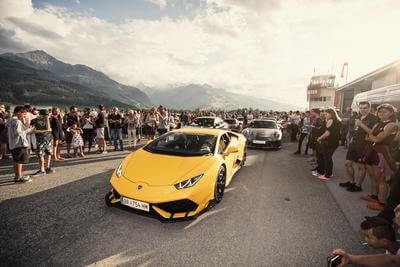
xmin=1 ymin=0 xmax=400 ymax=107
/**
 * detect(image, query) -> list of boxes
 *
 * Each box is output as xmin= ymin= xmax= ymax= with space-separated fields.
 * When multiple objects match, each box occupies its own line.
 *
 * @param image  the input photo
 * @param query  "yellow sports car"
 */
xmin=105 ymin=128 xmax=247 ymax=220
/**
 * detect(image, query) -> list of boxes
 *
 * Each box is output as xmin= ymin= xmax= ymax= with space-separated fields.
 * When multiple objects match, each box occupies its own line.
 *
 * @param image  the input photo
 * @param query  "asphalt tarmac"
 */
xmin=0 ymin=141 xmax=374 ymax=266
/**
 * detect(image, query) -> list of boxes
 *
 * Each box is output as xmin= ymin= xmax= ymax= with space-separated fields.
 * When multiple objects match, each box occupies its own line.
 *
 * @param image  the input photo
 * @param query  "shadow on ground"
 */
xmin=0 ymin=169 xmax=192 ymax=266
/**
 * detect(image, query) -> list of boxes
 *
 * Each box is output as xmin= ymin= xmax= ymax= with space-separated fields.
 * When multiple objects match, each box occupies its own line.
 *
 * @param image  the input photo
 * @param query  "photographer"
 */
xmin=31 ymin=109 xmax=54 ymax=176
xmin=108 ymin=107 xmax=123 ymax=151
xmin=331 ymin=205 xmax=400 ymax=267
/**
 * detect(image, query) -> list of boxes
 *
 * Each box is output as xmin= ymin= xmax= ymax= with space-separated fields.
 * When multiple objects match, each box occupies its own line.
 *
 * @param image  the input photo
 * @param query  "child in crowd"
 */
xmin=67 ymin=122 xmax=84 ymax=157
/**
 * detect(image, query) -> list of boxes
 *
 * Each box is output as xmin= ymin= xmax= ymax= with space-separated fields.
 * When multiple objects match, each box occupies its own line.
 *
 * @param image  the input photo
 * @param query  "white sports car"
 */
xmin=242 ymin=119 xmax=282 ymax=149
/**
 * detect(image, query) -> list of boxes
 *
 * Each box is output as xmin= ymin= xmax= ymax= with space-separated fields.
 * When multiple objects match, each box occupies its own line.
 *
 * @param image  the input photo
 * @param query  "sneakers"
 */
xmin=339 ymin=181 xmax=354 ymax=188
xmin=318 ymin=175 xmax=331 ymax=181
xmin=14 ymin=176 xmax=32 ymax=183
xmin=32 ymin=170 xmax=46 ymax=177
xmin=367 ymin=202 xmax=385 ymax=211
xmin=347 ymin=184 xmax=362 ymax=192
xmin=360 ymin=195 xmax=379 ymax=202
xmin=45 ymin=168 xmax=55 ymax=174
xmin=312 ymin=171 xmax=321 ymax=176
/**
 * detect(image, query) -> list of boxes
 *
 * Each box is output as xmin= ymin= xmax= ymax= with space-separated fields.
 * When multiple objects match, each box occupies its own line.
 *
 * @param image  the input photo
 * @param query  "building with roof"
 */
xmin=306 ymin=75 xmax=340 ymax=110
xmin=337 ymin=60 xmax=400 ymax=111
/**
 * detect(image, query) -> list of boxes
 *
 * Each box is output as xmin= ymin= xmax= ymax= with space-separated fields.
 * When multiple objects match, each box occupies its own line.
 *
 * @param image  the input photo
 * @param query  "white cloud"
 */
xmin=144 ymin=0 xmax=168 ymax=9
xmin=1 ymin=0 xmax=400 ymax=107
xmin=75 ymin=0 xmax=80 ymax=4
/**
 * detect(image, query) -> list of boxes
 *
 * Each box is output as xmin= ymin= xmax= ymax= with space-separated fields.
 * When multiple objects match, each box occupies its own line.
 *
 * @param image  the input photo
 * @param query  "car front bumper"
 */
xmin=108 ymin=173 xmax=213 ymax=220
xmin=247 ymin=139 xmax=281 ymax=149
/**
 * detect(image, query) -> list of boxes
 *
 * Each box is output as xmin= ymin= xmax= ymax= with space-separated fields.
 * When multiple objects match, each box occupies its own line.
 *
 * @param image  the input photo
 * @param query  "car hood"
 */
xmin=122 ymin=149 xmax=213 ymax=186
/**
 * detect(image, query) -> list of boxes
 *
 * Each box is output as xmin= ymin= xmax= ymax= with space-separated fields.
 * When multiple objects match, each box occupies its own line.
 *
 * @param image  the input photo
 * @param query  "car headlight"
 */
xmin=116 ymin=163 xmax=123 ymax=178
xmin=272 ymin=132 xmax=282 ymax=140
xmin=174 ymin=174 xmax=203 ymax=190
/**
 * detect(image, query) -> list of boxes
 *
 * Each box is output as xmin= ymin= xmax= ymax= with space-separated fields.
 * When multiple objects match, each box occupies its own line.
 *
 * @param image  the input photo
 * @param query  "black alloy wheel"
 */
xmin=214 ymin=166 xmax=226 ymax=204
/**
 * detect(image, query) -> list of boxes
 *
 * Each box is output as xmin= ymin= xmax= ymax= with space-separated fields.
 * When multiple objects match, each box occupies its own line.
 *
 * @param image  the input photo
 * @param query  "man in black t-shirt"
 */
xmin=340 ymin=102 xmax=378 ymax=192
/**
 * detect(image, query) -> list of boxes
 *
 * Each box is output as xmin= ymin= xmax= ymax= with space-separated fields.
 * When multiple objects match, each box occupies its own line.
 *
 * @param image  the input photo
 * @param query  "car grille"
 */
xmin=156 ymin=199 xmax=198 ymax=214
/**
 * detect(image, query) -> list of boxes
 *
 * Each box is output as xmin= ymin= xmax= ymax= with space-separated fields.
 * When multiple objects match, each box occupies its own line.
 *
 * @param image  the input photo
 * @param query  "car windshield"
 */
xmin=249 ymin=121 xmax=277 ymax=129
xmin=190 ymin=118 xmax=214 ymax=127
xmin=224 ymin=119 xmax=236 ymax=124
xmin=144 ymin=132 xmax=217 ymax=156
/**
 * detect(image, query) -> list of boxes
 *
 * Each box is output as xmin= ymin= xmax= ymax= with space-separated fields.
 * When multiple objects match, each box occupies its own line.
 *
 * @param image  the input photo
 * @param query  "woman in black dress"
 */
xmin=316 ymin=108 xmax=342 ymax=180
xmin=51 ymin=107 xmax=64 ymax=160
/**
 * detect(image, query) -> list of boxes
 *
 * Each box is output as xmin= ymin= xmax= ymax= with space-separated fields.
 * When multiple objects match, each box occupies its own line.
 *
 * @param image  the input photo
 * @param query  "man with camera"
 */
xmin=31 ymin=109 xmax=55 ymax=176
xmin=330 ymin=204 xmax=400 ymax=266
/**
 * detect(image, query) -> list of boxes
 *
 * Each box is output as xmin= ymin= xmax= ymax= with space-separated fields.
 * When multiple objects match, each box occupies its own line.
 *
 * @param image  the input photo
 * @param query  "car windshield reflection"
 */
xmin=190 ymin=118 xmax=215 ymax=127
xmin=144 ymin=132 xmax=217 ymax=156
xmin=249 ymin=121 xmax=277 ymax=129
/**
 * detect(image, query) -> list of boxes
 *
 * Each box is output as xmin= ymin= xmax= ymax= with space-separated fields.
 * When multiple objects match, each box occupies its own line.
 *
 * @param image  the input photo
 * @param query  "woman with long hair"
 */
xmin=315 ymin=108 xmax=342 ymax=180
xmin=126 ymin=110 xmax=139 ymax=148
xmin=360 ymin=104 xmax=398 ymax=211
xmin=50 ymin=107 xmax=65 ymax=160
xmin=145 ymin=108 xmax=159 ymax=140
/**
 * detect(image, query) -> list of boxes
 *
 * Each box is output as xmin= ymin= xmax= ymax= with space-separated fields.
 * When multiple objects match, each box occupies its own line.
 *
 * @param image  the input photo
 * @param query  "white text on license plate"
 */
xmin=120 ymin=197 xmax=150 ymax=212
xmin=253 ymin=140 xmax=266 ymax=144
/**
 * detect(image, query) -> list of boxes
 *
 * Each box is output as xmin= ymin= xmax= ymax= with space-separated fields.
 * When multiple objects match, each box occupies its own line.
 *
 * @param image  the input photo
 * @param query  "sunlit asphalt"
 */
xmin=0 ymin=141 xmax=373 ymax=266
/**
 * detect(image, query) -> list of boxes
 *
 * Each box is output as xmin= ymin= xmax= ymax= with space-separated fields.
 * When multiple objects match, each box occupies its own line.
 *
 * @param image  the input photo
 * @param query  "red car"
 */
xmin=224 ymin=118 xmax=243 ymax=132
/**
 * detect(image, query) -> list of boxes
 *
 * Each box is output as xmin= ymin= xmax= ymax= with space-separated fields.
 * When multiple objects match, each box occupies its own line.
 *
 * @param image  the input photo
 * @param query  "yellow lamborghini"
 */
xmin=105 ymin=128 xmax=247 ymax=220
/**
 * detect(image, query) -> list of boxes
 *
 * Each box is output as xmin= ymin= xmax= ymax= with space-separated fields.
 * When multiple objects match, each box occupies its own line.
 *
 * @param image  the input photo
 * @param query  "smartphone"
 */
xmin=327 ymin=255 xmax=342 ymax=267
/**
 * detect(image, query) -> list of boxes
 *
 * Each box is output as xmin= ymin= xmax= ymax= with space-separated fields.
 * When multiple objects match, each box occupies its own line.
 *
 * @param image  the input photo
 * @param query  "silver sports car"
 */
xmin=242 ymin=119 xmax=282 ymax=149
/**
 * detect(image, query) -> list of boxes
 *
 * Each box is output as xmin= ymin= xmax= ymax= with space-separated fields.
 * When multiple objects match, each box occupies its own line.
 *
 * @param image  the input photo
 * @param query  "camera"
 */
xmin=327 ymin=255 xmax=342 ymax=267
xmin=39 ymin=109 xmax=49 ymax=116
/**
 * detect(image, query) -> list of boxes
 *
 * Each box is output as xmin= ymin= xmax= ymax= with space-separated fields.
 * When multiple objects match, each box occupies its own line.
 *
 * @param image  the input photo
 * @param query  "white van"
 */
xmin=351 ymin=84 xmax=400 ymax=111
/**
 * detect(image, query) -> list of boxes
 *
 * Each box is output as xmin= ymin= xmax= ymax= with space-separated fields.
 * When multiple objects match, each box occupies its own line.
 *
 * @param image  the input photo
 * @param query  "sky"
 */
xmin=1 ymin=0 xmax=400 ymax=107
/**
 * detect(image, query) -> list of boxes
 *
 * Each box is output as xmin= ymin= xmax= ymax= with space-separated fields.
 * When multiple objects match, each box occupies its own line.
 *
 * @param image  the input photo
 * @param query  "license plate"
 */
xmin=120 ymin=197 xmax=150 ymax=212
xmin=253 ymin=140 xmax=266 ymax=144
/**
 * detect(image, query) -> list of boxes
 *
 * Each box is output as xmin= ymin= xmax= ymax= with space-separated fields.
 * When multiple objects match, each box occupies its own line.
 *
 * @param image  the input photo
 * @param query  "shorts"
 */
xmin=96 ymin=128 xmax=105 ymax=139
xmin=11 ymin=147 xmax=29 ymax=164
xmin=36 ymin=139 xmax=53 ymax=156
xmin=52 ymin=129 xmax=64 ymax=141
xmin=145 ymin=125 xmax=156 ymax=136
xmin=361 ymin=150 xmax=380 ymax=166
xmin=346 ymin=149 xmax=363 ymax=163
xmin=65 ymin=131 xmax=73 ymax=144
xmin=0 ymin=129 xmax=7 ymax=144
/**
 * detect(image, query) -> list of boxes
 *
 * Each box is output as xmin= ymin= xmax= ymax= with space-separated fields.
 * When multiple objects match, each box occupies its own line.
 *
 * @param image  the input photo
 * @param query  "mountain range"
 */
xmin=1 ymin=50 xmax=300 ymax=111
xmin=140 ymin=83 xmax=301 ymax=111
xmin=0 ymin=50 xmax=151 ymax=108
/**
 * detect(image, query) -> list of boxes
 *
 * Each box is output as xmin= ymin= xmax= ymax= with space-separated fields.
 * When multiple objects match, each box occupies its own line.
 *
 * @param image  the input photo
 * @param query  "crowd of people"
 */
xmin=285 ymin=102 xmax=400 ymax=265
xmin=2 ymin=101 xmax=400 ymax=265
